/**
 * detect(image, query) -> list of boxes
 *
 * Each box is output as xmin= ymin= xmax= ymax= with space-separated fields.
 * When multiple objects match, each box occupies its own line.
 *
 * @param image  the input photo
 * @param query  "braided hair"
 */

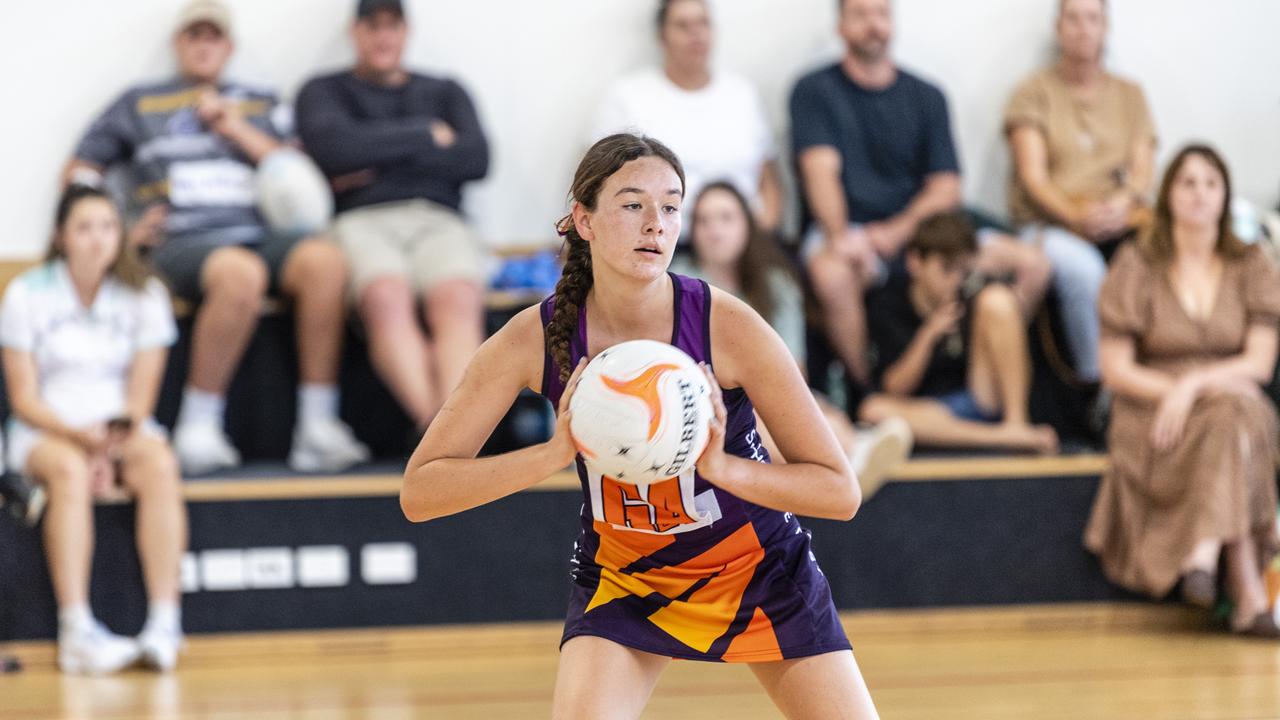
xmin=546 ymin=133 xmax=685 ymax=383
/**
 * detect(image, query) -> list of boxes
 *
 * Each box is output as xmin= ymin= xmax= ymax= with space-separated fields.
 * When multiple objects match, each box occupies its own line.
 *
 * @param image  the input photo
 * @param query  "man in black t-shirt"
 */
xmin=860 ymin=213 xmax=1058 ymax=453
xmin=790 ymin=0 xmax=1048 ymax=390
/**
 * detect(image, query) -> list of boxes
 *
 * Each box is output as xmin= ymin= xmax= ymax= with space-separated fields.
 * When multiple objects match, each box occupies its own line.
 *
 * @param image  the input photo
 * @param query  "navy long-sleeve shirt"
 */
xmin=295 ymin=70 xmax=489 ymax=214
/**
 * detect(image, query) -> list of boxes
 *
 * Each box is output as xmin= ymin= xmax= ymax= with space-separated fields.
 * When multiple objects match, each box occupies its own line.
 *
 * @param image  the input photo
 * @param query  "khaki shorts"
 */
xmin=333 ymin=199 xmax=489 ymax=299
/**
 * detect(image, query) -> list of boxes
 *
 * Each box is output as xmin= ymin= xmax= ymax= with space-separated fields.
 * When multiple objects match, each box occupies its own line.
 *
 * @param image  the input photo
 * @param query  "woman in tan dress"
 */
xmin=1086 ymin=144 xmax=1280 ymax=637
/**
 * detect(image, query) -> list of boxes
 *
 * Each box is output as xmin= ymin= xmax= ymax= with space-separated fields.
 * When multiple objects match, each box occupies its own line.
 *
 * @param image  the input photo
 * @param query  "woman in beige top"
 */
xmin=1087 ymin=145 xmax=1280 ymax=637
xmin=1005 ymin=0 xmax=1157 ymax=386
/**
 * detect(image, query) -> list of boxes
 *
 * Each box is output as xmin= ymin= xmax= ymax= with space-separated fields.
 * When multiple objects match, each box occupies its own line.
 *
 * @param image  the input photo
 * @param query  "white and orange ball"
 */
xmin=568 ymin=340 xmax=712 ymax=485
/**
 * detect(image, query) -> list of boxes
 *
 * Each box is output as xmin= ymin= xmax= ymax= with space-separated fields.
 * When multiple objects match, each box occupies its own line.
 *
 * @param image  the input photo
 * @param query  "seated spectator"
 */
xmin=1085 ymin=146 xmax=1280 ymax=638
xmin=674 ymin=182 xmax=913 ymax=499
xmin=859 ymin=213 xmax=1059 ymax=454
xmin=1005 ymin=0 xmax=1157 ymax=383
xmin=63 ymin=0 xmax=368 ymax=474
xmin=0 ymin=186 xmax=186 ymax=673
xmin=792 ymin=0 xmax=1048 ymax=388
xmin=296 ymin=0 xmax=490 ymax=436
xmin=591 ymin=0 xmax=783 ymax=233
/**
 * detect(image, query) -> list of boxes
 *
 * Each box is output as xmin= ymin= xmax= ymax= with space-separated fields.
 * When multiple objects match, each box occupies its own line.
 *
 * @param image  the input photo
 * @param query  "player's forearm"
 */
xmin=401 ymin=442 xmax=568 ymax=523
xmin=711 ymin=455 xmax=859 ymax=521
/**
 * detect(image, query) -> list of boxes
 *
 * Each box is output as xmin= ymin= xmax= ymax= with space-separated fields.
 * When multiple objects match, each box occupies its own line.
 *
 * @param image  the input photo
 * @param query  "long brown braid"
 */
xmin=546 ymin=133 xmax=685 ymax=383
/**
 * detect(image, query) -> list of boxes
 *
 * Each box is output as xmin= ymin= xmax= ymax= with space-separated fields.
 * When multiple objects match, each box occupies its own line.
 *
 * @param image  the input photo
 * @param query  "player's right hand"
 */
xmin=547 ymin=358 xmax=588 ymax=468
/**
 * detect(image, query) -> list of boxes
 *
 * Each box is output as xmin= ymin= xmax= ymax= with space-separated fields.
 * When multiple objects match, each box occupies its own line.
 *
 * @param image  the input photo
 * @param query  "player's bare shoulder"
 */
xmin=707 ymin=284 xmax=788 ymax=388
xmin=470 ymin=303 xmax=548 ymax=393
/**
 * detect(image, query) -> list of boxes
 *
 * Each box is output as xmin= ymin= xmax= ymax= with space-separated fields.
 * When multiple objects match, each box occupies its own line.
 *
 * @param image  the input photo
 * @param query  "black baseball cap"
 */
xmin=356 ymin=0 xmax=405 ymax=20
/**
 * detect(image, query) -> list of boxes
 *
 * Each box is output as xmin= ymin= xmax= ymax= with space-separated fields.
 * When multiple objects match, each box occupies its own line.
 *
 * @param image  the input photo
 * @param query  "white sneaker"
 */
xmin=848 ymin=416 xmax=914 ymax=503
xmin=289 ymin=418 xmax=371 ymax=473
xmin=58 ymin=620 xmax=141 ymax=675
xmin=138 ymin=624 xmax=184 ymax=672
xmin=174 ymin=422 xmax=241 ymax=476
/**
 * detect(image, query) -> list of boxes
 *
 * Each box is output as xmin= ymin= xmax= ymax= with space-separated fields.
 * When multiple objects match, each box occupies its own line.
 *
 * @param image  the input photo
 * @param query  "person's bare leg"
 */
xmin=968 ymin=285 xmax=1038 ymax=427
xmin=360 ymin=276 xmax=439 ymax=427
xmin=27 ymin=439 xmax=93 ymax=608
xmin=807 ymin=251 xmax=870 ymax=385
xmin=1224 ymin=538 xmax=1270 ymax=631
xmin=279 ymin=237 xmax=347 ymax=385
xmin=551 ymin=636 xmax=669 ymax=720
xmin=861 ymin=395 xmax=1056 ymax=453
xmin=423 ymin=279 xmax=485 ymax=399
xmin=119 ymin=436 xmax=187 ymax=604
xmin=189 ymin=247 xmax=268 ymax=393
xmin=976 ymin=234 xmax=1051 ymax=318
xmin=749 ymin=650 xmax=879 ymax=719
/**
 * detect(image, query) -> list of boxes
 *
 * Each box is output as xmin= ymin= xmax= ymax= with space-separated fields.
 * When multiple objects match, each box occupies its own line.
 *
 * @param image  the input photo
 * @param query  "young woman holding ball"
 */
xmin=402 ymin=134 xmax=878 ymax=718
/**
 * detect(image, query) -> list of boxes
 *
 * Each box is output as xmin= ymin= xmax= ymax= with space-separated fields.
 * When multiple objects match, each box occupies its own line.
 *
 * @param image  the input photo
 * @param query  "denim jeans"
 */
xmin=1020 ymin=224 xmax=1106 ymax=382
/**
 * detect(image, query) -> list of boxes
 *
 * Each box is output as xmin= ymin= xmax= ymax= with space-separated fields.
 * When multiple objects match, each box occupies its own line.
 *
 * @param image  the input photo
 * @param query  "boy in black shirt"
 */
xmin=860 ymin=213 xmax=1058 ymax=453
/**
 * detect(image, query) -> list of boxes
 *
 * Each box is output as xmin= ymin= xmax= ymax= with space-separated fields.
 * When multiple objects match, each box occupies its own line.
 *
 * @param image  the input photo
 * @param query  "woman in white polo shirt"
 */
xmin=0 ymin=185 xmax=186 ymax=674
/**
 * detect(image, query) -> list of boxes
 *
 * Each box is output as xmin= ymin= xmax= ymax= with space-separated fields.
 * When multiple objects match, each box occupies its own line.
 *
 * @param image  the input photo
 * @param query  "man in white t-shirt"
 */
xmin=590 ymin=0 xmax=783 ymax=234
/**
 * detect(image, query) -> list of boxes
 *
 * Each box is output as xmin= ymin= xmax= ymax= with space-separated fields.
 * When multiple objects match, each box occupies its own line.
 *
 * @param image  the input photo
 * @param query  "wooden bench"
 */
xmin=172 ymin=452 xmax=1110 ymax=502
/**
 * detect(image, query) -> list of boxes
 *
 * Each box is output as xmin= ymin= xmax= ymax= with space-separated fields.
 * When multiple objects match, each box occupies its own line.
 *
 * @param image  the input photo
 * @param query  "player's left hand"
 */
xmin=695 ymin=363 xmax=729 ymax=483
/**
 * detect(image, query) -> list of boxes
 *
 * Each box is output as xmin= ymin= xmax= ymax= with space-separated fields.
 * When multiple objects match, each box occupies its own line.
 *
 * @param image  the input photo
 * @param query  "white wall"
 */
xmin=1 ymin=0 xmax=1277 ymax=258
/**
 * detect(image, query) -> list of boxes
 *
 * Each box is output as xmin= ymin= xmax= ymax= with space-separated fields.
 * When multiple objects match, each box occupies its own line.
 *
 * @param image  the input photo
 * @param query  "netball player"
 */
xmin=402 ymin=134 xmax=878 ymax=718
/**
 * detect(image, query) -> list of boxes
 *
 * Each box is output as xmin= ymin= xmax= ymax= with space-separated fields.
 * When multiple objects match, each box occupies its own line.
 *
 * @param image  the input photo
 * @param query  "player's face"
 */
xmin=1168 ymin=153 xmax=1227 ymax=233
xmin=839 ymin=0 xmax=892 ymax=64
xmin=580 ymin=157 xmax=683 ymax=282
xmin=174 ymin=23 xmax=232 ymax=84
xmin=661 ymin=0 xmax=712 ymax=72
xmin=59 ymin=198 xmax=122 ymax=281
xmin=353 ymin=10 xmax=407 ymax=75
xmin=692 ymin=188 xmax=749 ymax=267
xmin=1057 ymin=0 xmax=1106 ymax=64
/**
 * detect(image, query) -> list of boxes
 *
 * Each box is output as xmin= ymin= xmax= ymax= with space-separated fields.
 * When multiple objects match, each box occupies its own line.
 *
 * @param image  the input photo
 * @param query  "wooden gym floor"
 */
xmin=3 ymin=602 xmax=1279 ymax=719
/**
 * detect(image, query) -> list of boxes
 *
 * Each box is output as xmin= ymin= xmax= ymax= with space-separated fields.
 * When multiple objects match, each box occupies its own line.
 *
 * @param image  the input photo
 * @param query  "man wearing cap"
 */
xmin=296 ymin=0 xmax=490 ymax=437
xmin=63 ymin=0 xmax=370 ymax=475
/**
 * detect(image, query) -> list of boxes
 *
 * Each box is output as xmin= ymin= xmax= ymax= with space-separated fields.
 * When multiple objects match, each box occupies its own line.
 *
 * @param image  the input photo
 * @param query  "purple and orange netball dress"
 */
xmin=539 ymin=273 xmax=851 ymax=662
